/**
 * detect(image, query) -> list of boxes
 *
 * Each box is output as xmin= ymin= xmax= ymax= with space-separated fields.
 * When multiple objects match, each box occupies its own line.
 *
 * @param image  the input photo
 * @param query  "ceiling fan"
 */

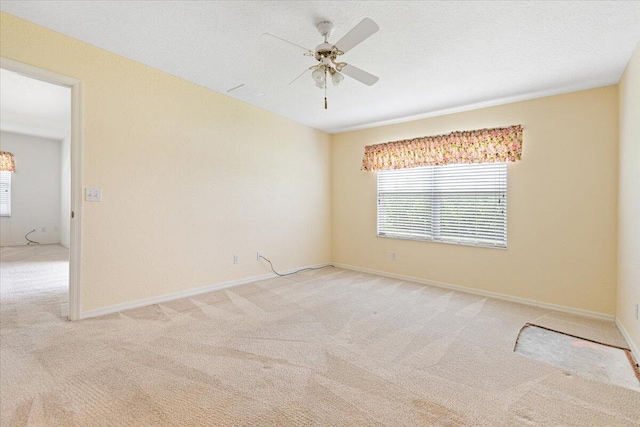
xmin=263 ymin=18 xmax=379 ymax=109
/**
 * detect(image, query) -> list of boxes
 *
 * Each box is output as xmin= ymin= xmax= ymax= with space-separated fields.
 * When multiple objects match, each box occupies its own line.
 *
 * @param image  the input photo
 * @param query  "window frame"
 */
xmin=0 ymin=170 xmax=11 ymax=217
xmin=376 ymin=162 xmax=507 ymax=249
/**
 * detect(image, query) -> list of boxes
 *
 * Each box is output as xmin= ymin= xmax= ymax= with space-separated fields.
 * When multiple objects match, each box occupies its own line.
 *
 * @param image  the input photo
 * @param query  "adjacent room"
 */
xmin=0 ymin=69 xmax=72 ymax=322
xmin=0 ymin=1 xmax=638 ymax=425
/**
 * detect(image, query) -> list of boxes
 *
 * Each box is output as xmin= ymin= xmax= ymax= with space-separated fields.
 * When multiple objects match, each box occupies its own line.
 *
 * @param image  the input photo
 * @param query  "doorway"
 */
xmin=0 ymin=58 xmax=82 ymax=320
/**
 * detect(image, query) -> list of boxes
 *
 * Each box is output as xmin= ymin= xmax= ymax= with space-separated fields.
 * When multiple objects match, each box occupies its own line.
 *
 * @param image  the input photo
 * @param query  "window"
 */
xmin=0 ymin=171 xmax=11 ymax=217
xmin=377 ymin=162 xmax=507 ymax=248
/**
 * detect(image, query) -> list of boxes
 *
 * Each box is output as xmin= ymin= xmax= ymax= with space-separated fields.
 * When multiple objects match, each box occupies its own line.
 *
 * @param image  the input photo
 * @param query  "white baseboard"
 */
xmin=334 ymin=263 xmax=615 ymax=322
xmin=79 ymin=263 xmax=330 ymax=320
xmin=80 ymin=261 xmax=618 ymax=325
xmin=616 ymin=318 xmax=640 ymax=365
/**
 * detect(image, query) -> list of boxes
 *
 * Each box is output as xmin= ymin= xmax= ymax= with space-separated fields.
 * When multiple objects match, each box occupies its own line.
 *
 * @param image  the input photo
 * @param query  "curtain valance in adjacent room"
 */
xmin=361 ymin=125 xmax=523 ymax=172
xmin=0 ymin=152 xmax=16 ymax=172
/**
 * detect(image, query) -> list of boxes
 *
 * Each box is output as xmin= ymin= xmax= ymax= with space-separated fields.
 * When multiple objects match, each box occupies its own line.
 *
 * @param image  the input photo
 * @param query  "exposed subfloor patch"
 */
xmin=515 ymin=324 xmax=640 ymax=391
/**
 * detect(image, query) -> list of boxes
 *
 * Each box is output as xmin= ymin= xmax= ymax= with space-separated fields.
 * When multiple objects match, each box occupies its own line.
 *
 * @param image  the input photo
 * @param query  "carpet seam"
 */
xmin=523 ymin=322 xmax=631 ymax=351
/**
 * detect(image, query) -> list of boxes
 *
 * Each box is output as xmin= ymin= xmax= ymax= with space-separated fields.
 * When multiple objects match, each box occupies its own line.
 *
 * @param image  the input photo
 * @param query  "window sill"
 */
xmin=376 ymin=233 xmax=507 ymax=250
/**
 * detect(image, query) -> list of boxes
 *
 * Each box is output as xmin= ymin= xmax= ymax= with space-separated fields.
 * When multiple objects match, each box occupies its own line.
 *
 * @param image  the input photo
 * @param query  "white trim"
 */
xmin=79 ymin=263 xmax=330 ymax=320
xmin=616 ymin=318 xmax=640 ymax=365
xmin=334 ymin=263 xmax=615 ymax=321
xmin=69 ymin=81 xmax=83 ymax=321
xmin=1 ymin=57 xmax=83 ymax=321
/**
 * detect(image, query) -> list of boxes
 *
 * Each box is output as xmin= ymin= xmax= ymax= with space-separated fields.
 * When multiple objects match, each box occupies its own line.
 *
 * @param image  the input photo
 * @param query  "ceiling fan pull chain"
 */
xmin=324 ymin=70 xmax=328 ymax=109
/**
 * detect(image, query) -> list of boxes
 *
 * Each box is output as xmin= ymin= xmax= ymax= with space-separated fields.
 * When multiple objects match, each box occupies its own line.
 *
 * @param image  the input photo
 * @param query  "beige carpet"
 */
xmin=1 ymin=246 xmax=639 ymax=426
xmin=0 ymin=244 xmax=69 ymax=325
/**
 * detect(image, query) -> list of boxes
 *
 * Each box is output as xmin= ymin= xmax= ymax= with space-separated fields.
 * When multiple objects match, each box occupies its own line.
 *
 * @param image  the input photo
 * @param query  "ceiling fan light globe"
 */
xmin=311 ymin=68 xmax=326 ymax=83
xmin=315 ymin=80 xmax=325 ymax=89
xmin=332 ymin=72 xmax=344 ymax=86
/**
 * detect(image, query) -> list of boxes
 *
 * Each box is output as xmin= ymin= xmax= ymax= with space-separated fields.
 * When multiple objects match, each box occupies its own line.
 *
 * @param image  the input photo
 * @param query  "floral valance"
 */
xmin=0 ymin=151 xmax=15 ymax=172
xmin=361 ymin=125 xmax=523 ymax=171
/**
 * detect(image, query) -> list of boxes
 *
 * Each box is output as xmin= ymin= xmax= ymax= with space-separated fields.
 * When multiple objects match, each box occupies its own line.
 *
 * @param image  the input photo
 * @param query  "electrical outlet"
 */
xmin=635 ymin=303 xmax=638 ymax=320
xmin=391 ymin=252 xmax=397 ymax=261
xmin=257 ymin=252 xmax=263 ymax=261
xmin=233 ymin=255 xmax=239 ymax=264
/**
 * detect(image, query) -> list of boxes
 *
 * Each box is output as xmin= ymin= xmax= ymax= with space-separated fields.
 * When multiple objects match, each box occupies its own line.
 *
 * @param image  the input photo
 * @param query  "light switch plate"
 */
xmin=85 ymin=188 xmax=102 ymax=202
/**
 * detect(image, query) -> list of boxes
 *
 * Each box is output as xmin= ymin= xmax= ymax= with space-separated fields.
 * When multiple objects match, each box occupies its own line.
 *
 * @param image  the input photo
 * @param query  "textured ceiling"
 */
xmin=2 ymin=1 xmax=640 ymax=133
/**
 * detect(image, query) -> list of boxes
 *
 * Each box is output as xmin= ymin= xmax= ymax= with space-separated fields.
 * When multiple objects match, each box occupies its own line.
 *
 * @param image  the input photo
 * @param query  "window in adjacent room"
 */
xmin=0 ymin=170 xmax=11 ymax=217
xmin=377 ymin=162 xmax=507 ymax=248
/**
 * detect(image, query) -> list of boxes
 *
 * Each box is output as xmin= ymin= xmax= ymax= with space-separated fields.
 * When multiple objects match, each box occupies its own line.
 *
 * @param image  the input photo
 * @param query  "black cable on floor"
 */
xmin=259 ymin=255 xmax=334 ymax=277
xmin=25 ymin=229 xmax=40 ymax=245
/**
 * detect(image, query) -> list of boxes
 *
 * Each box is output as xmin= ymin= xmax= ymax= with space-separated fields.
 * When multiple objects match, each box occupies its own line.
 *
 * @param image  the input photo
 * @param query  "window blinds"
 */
xmin=0 ymin=171 xmax=11 ymax=217
xmin=377 ymin=162 xmax=507 ymax=248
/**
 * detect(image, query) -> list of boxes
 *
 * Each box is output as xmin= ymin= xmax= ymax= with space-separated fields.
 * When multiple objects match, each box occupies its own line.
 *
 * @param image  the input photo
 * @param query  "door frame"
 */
xmin=1 ymin=57 xmax=83 ymax=321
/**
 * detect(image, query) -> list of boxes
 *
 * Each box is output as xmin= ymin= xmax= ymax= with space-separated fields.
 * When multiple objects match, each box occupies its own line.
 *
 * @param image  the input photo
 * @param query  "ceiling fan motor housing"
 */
xmin=316 ymin=42 xmax=334 ymax=54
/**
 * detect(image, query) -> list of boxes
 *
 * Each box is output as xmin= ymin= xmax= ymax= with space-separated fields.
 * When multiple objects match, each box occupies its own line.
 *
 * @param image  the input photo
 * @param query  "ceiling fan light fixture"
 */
xmin=311 ymin=68 xmax=326 ymax=83
xmin=315 ymin=80 xmax=325 ymax=89
xmin=331 ymin=71 xmax=344 ymax=86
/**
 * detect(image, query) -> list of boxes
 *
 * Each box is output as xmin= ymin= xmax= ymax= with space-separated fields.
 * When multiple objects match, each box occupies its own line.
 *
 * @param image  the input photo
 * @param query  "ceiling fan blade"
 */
xmin=289 ymin=68 xmax=311 ymax=85
xmin=334 ymin=18 xmax=379 ymax=53
xmin=341 ymin=64 xmax=379 ymax=86
xmin=261 ymin=33 xmax=313 ymax=54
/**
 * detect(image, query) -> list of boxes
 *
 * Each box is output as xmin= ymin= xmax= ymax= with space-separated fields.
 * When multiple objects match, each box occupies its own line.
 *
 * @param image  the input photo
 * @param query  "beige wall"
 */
xmin=332 ymin=87 xmax=619 ymax=315
xmin=617 ymin=40 xmax=640 ymax=351
xmin=0 ymin=13 xmax=331 ymax=312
